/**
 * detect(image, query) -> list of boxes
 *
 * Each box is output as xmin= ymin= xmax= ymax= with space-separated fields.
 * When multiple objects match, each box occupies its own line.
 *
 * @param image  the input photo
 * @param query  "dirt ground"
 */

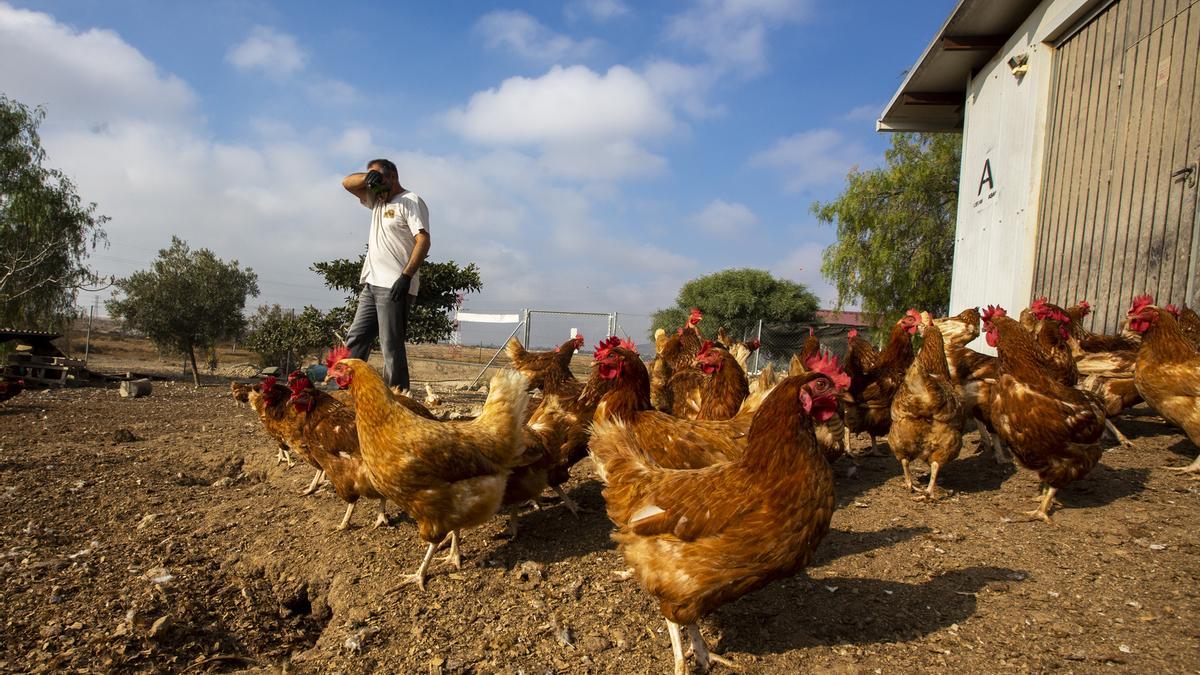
xmin=1 ymin=335 xmax=1199 ymax=673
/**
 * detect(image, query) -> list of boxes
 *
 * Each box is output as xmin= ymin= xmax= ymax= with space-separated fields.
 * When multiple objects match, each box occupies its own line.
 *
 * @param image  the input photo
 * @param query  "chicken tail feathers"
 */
xmin=588 ymin=418 xmax=657 ymax=484
xmin=475 ymin=369 xmax=531 ymax=465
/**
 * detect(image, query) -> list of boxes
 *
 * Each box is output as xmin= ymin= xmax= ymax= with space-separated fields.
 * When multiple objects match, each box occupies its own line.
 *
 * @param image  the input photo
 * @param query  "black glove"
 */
xmin=389 ymin=274 xmax=412 ymax=303
xmin=364 ymin=169 xmax=387 ymax=194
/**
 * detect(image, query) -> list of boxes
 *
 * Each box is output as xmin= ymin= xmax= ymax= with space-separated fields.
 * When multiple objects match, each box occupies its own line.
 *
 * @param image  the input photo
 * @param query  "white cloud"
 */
xmin=643 ymin=60 xmax=723 ymax=119
xmin=566 ymin=0 xmax=630 ymax=22
xmin=447 ymin=65 xmax=674 ymax=146
xmin=0 ymin=4 xmax=195 ymax=130
xmin=751 ymin=128 xmax=876 ymax=193
xmin=444 ymin=64 xmax=679 ymax=181
xmin=665 ymin=0 xmax=811 ymax=76
xmin=844 ymin=103 xmax=882 ymax=122
xmin=305 ymin=77 xmax=361 ymax=106
xmin=226 ymin=26 xmax=307 ymax=79
xmin=330 ymin=127 xmax=374 ymax=159
xmin=474 ymin=10 xmax=599 ymax=62
xmin=688 ymin=200 xmax=758 ymax=237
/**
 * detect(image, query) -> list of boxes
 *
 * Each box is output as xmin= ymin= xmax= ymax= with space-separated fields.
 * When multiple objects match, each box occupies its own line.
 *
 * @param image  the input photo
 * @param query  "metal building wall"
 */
xmin=1032 ymin=0 xmax=1200 ymax=332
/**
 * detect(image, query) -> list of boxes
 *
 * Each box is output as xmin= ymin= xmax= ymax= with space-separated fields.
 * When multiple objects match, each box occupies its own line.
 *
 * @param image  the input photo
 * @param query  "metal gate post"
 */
xmin=754 ymin=318 xmax=763 ymax=372
xmin=523 ymin=308 xmax=532 ymax=348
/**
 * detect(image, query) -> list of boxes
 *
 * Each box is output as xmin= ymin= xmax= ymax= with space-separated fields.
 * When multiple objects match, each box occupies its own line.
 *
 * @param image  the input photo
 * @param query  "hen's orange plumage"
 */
xmin=889 ymin=317 xmax=963 ymax=498
xmin=286 ymin=373 xmax=392 ymax=530
xmin=650 ymin=309 xmax=704 ymax=412
xmin=1127 ymin=304 xmax=1200 ymax=473
xmin=985 ymin=310 xmax=1105 ymax=522
xmin=589 ymin=371 xmax=838 ymax=674
xmin=843 ymin=311 xmax=920 ymax=453
xmin=591 ymin=342 xmax=758 ymax=468
xmin=235 ymin=377 xmax=322 ymax=480
xmin=328 ymin=355 xmax=530 ymax=588
xmin=934 ymin=308 xmax=1009 ymax=461
xmin=506 ymin=335 xmax=584 ymax=392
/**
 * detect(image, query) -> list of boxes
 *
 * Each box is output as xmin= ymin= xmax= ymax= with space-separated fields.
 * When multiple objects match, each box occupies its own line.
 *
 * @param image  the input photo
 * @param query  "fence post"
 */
xmin=754 ymin=318 xmax=763 ymax=372
xmin=523 ymin=308 xmax=532 ymax=347
xmin=83 ymin=304 xmax=95 ymax=365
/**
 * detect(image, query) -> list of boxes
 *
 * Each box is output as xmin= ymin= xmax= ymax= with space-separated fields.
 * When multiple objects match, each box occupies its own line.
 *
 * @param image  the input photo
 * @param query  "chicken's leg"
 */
xmin=551 ymin=484 xmax=586 ymax=516
xmin=276 ymin=444 xmax=295 ymax=468
xmin=900 ymin=458 xmax=915 ymax=492
xmin=1165 ymin=454 xmax=1200 ymax=475
xmin=1024 ymin=486 xmax=1058 ymax=524
xmin=686 ymin=623 xmax=735 ymax=672
xmin=400 ymin=542 xmax=438 ymax=591
xmin=989 ymin=433 xmax=1012 ymax=465
xmin=667 ymin=620 xmax=687 ymax=675
xmin=336 ymin=502 xmax=356 ymax=531
xmin=869 ymin=434 xmax=883 ymax=456
xmin=372 ymin=499 xmax=389 ymax=528
xmin=915 ymin=461 xmax=942 ymax=501
xmin=1104 ymin=419 xmax=1134 ymax=447
xmin=505 ymin=506 xmax=521 ymax=539
xmin=438 ymin=530 xmax=461 ymax=569
xmin=301 ymin=469 xmax=325 ymax=496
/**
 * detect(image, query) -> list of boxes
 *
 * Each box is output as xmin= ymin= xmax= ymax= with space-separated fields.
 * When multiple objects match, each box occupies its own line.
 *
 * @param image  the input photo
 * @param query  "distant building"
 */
xmin=814 ymin=309 xmax=871 ymax=328
xmin=879 ymin=0 xmax=1198 ymax=334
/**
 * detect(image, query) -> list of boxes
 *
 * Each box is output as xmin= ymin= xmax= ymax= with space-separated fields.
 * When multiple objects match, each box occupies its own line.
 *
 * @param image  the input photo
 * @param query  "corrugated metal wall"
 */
xmin=1033 ymin=0 xmax=1200 ymax=333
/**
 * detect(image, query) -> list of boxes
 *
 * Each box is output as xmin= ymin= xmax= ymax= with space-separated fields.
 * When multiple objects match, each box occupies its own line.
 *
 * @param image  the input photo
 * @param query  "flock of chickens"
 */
xmin=227 ymin=296 xmax=1200 ymax=675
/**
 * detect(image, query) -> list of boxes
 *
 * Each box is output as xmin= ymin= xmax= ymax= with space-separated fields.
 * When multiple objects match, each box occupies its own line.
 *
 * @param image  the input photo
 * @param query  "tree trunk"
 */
xmin=188 ymin=344 xmax=200 ymax=387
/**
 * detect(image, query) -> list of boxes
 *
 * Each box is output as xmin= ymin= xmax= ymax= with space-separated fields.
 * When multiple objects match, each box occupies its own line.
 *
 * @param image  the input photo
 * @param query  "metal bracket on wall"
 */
xmin=1171 ymin=163 xmax=1197 ymax=188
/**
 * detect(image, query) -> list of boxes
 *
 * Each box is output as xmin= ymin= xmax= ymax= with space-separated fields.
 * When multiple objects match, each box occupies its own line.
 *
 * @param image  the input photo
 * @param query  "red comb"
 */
xmin=1128 ymin=294 xmax=1154 ymax=315
xmin=1165 ymin=304 xmax=1180 ymax=318
xmin=326 ymin=345 xmax=351 ymax=368
xmin=1031 ymin=297 xmax=1048 ymax=309
xmin=574 ymin=334 xmax=585 ymax=347
xmin=593 ymin=336 xmax=623 ymax=360
xmin=848 ymin=329 xmax=858 ymax=339
xmin=982 ymin=305 xmax=1007 ymax=323
xmin=687 ymin=308 xmax=703 ymax=326
xmin=288 ymin=372 xmax=311 ymax=395
xmin=750 ymin=338 xmax=761 ymax=350
xmin=805 ymin=352 xmax=851 ymax=391
xmin=1076 ymin=300 xmax=1091 ymax=316
xmin=807 ymin=326 xmax=814 ymax=337
xmin=260 ymin=375 xmax=277 ymax=391
xmin=696 ymin=340 xmax=715 ymax=357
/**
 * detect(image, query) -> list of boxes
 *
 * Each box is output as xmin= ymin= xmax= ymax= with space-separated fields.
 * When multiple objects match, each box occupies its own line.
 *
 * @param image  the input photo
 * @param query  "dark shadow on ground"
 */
xmin=713 ymin=565 xmax=1022 ymax=655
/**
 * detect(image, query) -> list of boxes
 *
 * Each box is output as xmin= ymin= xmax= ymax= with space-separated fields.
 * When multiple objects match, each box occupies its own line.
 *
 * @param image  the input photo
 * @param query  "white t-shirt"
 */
xmin=359 ymin=190 xmax=429 ymax=293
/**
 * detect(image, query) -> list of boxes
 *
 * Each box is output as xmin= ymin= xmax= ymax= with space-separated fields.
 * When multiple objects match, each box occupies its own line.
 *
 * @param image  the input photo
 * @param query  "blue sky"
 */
xmin=0 ymin=0 xmax=954 ymax=343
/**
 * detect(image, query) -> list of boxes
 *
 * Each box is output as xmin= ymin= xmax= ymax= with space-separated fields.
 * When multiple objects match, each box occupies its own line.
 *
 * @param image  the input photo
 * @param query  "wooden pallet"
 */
xmin=4 ymin=355 xmax=86 ymax=387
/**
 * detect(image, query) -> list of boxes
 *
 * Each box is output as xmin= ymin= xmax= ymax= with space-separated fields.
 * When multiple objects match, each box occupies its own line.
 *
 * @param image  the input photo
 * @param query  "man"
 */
xmin=341 ymin=159 xmax=430 ymax=391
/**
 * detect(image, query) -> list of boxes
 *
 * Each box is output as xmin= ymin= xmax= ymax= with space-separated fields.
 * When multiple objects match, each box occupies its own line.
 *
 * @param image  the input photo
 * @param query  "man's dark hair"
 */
xmin=367 ymin=158 xmax=398 ymax=177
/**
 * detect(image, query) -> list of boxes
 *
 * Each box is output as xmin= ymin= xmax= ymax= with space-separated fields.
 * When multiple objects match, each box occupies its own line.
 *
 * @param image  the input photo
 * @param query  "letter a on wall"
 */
xmin=972 ymin=156 xmax=998 ymax=213
xmin=977 ymin=158 xmax=995 ymax=196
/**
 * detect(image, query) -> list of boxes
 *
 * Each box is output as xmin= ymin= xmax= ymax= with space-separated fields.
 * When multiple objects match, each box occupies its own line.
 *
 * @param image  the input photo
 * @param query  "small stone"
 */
xmin=148 ymin=616 xmax=171 ymax=638
xmin=514 ymin=561 xmax=545 ymax=583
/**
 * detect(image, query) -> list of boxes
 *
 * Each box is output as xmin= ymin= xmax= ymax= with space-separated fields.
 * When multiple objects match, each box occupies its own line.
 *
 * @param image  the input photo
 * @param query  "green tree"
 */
xmin=107 ymin=237 xmax=259 ymax=385
xmin=311 ymin=254 xmax=482 ymax=344
xmin=650 ymin=268 xmax=820 ymax=339
xmin=1 ymin=95 xmax=109 ymax=330
xmin=243 ymin=304 xmax=339 ymax=371
xmin=814 ymin=132 xmax=960 ymax=326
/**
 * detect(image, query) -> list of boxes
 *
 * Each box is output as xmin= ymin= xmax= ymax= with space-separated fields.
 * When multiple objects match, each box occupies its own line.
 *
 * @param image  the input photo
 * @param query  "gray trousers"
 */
xmin=344 ymin=285 xmax=414 ymax=391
